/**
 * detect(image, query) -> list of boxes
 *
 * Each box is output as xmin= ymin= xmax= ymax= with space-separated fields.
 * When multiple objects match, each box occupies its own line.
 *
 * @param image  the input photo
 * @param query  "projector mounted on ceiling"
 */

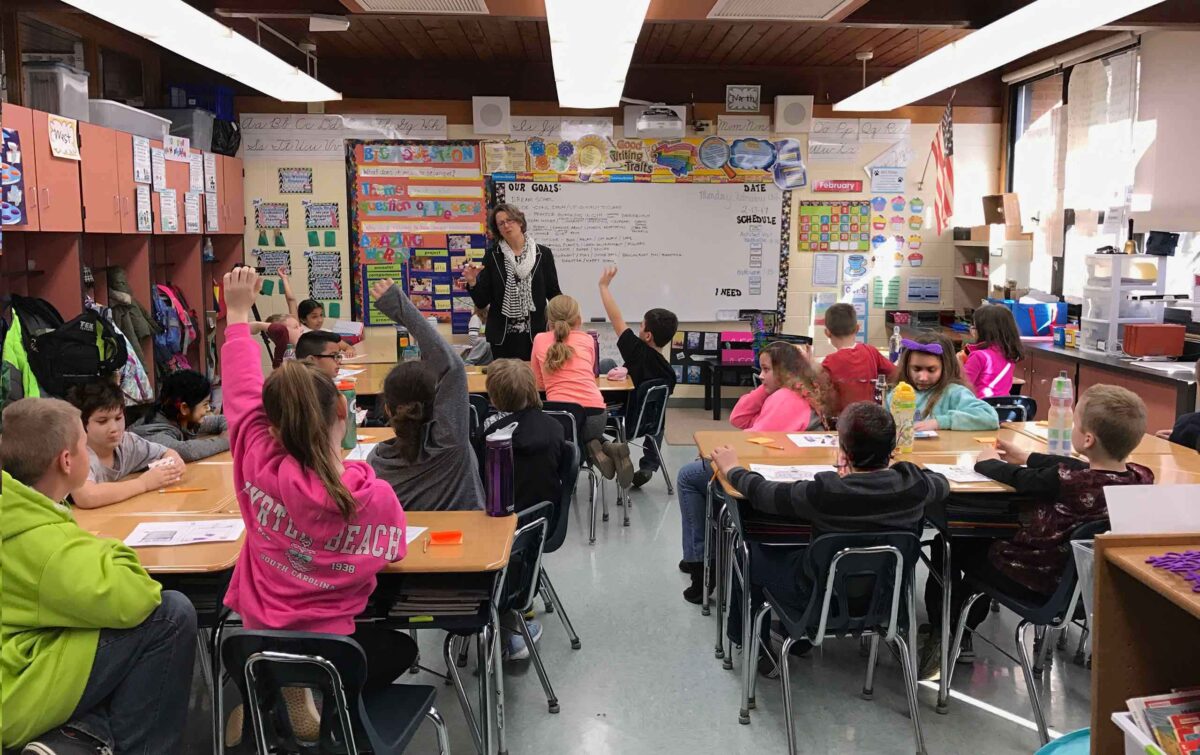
xmin=622 ymin=98 xmax=686 ymax=138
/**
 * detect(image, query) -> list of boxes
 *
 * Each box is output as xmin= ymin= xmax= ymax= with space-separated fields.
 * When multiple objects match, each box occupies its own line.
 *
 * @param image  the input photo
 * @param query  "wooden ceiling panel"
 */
xmin=782 ymin=26 xmax=837 ymax=66
xmin=721 ymin=23 xmax=774 ymax=66
xmin=658 ymin=23 xmax=693 ymax=64
xmin=642 ymin=21 xmax=673 ymax=63
xmin=706 ymin=23 xmax=753 ymax=63
xmin=460 ymin=18 xmax=494 ymax=62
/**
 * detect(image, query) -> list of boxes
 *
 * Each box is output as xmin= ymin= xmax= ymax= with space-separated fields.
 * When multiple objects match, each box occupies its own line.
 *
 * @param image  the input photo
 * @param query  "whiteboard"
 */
xmin=494 ymin=181 xmax=785 ymax=321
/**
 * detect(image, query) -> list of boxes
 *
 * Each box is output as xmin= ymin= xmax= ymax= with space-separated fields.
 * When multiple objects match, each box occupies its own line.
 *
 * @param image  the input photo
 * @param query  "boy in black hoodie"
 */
xmin=712 ymin=401 xmax=949 ymax=676
xmin=481 ymin=359 xmax=565 ymax=511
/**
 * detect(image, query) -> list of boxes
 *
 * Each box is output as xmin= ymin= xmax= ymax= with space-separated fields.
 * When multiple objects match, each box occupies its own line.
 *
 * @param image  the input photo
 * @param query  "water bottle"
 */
xmin=890 ymin=381 xmax=917 ymax=454
xmin=338 ymin=381 xmax=357 ymax=451
xmin=1047 ymin=370 xmax=1075 ymax=455
xmin=484 ymin=424 xmax=516 ymax=517
xmin=873 ymin=375 xmax=888 ymax=405
xmin=587 ymin=329 xmax=600 ymax=376
xmin=889 ymin=325 xmax=903 ymax=363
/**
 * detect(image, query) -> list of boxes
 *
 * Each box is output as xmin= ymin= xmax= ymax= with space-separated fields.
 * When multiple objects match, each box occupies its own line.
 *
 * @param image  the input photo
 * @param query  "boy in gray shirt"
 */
xmin=67 ymin=381 xmax=185 ymax=508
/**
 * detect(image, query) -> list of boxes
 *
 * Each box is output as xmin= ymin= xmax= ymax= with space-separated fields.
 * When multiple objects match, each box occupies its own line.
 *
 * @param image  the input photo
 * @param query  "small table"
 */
xmin=688 ymin=356 xmax=757 ymax=421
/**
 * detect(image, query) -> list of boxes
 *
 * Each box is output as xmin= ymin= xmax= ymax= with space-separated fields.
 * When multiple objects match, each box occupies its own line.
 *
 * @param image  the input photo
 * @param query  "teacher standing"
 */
xmin=463 ymin=202 xmax=562 ymax=361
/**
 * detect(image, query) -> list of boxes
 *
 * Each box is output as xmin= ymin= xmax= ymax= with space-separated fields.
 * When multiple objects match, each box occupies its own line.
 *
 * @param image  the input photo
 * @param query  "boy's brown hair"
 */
xmin=487 ymin=359 xmax=541 ymax=413
xmin=1079 ymin=384 xmax=1146 ymax=459
xmin=824 ymin=303 xmax=859 ymax=338
xmin=1 ymin=398 xmax=83 ymax=485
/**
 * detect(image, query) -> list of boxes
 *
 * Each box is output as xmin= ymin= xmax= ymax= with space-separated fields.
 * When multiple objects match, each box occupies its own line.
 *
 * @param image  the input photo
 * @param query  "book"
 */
xmin=1127 ymin=689 xmax=1200 ymax=755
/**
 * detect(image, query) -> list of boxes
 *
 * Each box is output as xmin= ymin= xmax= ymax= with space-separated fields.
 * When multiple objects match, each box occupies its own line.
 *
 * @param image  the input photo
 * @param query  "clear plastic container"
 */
xmin=1111 ymin=712 xmax=1167 ymax=755
xmin=149 ymin=107 xmax=215 ymax=152
xmin=1079 ymin=321 xmax=1127 ymax=352
xmin=1071 ymin=540 xmax=1096 ymax=627
xmin=25 ymin=62 xmax=89 ymax=121
xmin=1083 ymin=295 xmax=1159 ymax=321
xmin=88 ymin=99 xmax=171 ymax=141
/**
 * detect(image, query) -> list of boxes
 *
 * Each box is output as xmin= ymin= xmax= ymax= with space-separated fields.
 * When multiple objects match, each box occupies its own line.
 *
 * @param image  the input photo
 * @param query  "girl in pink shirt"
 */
xmin=962 ymin=304 xmax=1024 ymax=398
xmin=220 ymin=268 xmax=411 ymax=740
xmin=532 ymin=295 xmax=633 ymax=486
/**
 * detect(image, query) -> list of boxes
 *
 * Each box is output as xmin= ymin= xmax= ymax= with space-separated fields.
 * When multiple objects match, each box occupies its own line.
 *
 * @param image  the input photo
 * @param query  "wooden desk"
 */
xmin=693 ymin=428 xmax=1036 ymax=460
xmin=350 ymin=362 xmax=635 ymax=397
xmin=72 ymin=463 xmax=236 ymax=519
xmin=1091 ymin=534 xmax=1200 ymax=755
xmin=80 ymin=513 xmax=243 ymax=574
xmin=1007 ymin=421 xmax=1177 ymax=455
xmin=385 ymin=511 xmax=515 ymax=574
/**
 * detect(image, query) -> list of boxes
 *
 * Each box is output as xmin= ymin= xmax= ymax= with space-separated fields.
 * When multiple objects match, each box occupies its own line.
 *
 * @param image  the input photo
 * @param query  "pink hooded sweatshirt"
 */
xmin=222 ymin=323 xmax=407 ymax=634
xmin=729 ymin=385 xmax=816 ymax=432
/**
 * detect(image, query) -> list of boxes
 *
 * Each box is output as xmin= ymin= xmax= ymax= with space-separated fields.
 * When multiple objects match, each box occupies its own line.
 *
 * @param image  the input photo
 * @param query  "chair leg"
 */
xmin=937 ymin=537 xmax=953 ymax=714
xmin=1074 ymin=626 xmax=1091 ymax=666
xmin=943 ymin=592 xmax=985 ymax=698
xmin=600 ymin=474 xmax=609 ymax=523
xmin=426 ymin=707 xmax=452 ymax=755
xmin=621 ymin=485 xmax=631 ymax=527
xmin=447 ymin=633 xmax=483 ymax=755
xmin=1034 ymin=626 xmax=1054 ymax=675
xmin=780 ymin=637 xmax=798 ymax=755
xmin=540 ymin=569 xmax=581 ymax=650
xmin=210 ymin=614 xmax=230 ymax=755
xmin=519 ymin=616 xmax=560 ymax=714
xmin=893 ymin=632 xmax=928 ymax=755
xmin=585 ymin=467 xmax=599 ymax=544
xmin=477 ymin=629 xmax=493 ymax=755
xmin=747 ymin=603 xmax=772 ymax=712
xmin=493 ymin=616 xmax=509 ymax=755
xmin=861 ymin=635 xmax=881 ymax=700
xmin=702 ymin=483 xmax=716 ymax=617
xmin=722 ymin=522 xmax=737 ymax=669
xmin=738 ymin=538 xmax=756 ymax=723
xmin=1016 ymin=620 xmax=1051 ymax=746
xmin=648 ymin=436 xmax=674 ymax=495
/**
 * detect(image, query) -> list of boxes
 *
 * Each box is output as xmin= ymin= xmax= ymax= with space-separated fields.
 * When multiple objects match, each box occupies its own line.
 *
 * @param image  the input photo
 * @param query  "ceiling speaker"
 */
xmin=472 ymin=96 xmax=511 ymax=135
xmin=774 ymin=95 xmax=814 ymax=133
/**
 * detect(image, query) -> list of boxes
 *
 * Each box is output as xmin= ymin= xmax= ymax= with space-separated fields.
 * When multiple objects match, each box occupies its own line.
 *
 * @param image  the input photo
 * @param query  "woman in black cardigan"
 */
xmin=464 ymin=202 xmax=563 ymax=360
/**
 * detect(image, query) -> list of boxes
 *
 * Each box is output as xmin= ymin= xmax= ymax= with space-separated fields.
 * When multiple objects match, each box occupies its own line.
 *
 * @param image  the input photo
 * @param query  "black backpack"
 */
xmin=11 ymin=295 xmax=127 ymax=398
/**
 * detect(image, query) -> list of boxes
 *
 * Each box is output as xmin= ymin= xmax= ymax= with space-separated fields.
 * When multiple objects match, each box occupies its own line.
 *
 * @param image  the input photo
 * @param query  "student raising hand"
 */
xmin=599 ymin=265 xmax=618 ymax=287
xmin=224 ymin=267 xmax=261 ymax=324
xmin=370 ymin=277 xmax=397 ymax=301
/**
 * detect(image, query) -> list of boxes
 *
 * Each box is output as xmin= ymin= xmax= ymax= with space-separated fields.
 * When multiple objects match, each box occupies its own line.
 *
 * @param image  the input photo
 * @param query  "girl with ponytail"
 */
xmin=532 ymin=295 xmax=635 ymax=486
xmin=220 ymin=268 xmax=416 ymax=730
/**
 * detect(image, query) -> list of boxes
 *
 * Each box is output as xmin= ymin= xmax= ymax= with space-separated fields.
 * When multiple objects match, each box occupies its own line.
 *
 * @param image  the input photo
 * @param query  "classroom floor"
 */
xmin=183 ymin=425 xmax=1093 ymax=755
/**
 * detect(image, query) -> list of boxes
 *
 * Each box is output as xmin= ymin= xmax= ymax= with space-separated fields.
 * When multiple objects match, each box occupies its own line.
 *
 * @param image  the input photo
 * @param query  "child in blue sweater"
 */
xmin=888 ymin=333 xmax=999 ymax=431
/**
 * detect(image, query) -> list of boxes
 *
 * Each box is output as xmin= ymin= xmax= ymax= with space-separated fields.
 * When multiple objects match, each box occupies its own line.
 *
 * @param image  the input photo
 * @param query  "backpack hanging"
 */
xmin=11 ymin=295 xmax=127 ymax=398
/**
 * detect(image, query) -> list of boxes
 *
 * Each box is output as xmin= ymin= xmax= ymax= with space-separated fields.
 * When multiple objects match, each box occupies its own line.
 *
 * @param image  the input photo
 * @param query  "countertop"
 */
xmin=1025 ymin=341 xmax=1197 ymax=385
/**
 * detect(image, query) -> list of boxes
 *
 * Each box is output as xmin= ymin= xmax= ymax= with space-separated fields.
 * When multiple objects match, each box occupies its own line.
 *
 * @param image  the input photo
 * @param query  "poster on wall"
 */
xmin=135 ymin=185 xmax=152 ymax=232
xmin=164 ymin=135 xmax=189 ymax=162
xmin=253 ymin=248 xmax=293 ymax=275
xmin=132 ymin=136 xmax=152 ymax=184
xmin=859 ymin=119 xmax=911 ymax=142
xmin=303 ymin=201 xmax=339 ymax=229
xmin=278 ymin=167 xmax=313 ymax=194
xmin=1 ymin=128 xmax=28 ymax=226
xmin=869 ymin=166 xmax=906 ymax=193
xmin=204 ymin=192 xmax=219 ymax=232
xmin=812 ymin=253 xmax=839 ymax=286
xmin=306 ymin=250 xmax=343 ymax=301
xmin=907 ymin=276 xmax=941 ymax=303
xmin=183 ymin=192 xmax=201 ymax=233
xmin=203 ymin=152 xmax=218 ymax=192
xmin=188 ymin=153 xmax=204 ymax=193
xmin=361 ymin=262 xmax=406 ymax=325
xmin=254 ymin=200 xmax=289 ymax=229
xmin=151 ymin=147 xmax=166 ymax=191
xmin=46 ymin=115 xmax=80 ymax=160
xmin=159 ymin=188 xmax=178 ymax=232
xmin=796 ymin=201 xmax=871 ymax=252
xmin=482 ymin=141 xmax=528 ymax=174
xmin=873 ymin=276 xmax=900 ymax=307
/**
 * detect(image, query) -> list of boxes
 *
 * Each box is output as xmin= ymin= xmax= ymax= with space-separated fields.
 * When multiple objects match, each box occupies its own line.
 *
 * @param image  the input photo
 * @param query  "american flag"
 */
xmin=931 ymin=101 xmax=954 ymax=236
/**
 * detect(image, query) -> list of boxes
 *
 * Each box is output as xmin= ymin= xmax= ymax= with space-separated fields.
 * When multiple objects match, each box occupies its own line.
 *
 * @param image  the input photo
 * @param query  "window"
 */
xmin=1009 ymin=72 xmax=1063 ymax=224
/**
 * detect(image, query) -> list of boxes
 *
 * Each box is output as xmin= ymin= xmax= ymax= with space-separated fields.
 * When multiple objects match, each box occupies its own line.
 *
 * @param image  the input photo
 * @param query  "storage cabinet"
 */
xmin=29 ymin=107 xmax=83 ymax=232
xmin=4 ymin=104 xmax=42 ymax=231
xmin=219 ymin=154 xmax=244 ymax=234
xmin=113 ymin=131 xmax=145 ymax=234
xmin=79 ymin=122 xmax=122 ymax=233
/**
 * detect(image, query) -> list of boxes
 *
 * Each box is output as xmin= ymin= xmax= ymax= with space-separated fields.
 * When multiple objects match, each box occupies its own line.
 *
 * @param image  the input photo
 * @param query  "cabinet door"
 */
xmin=203 ymin=151 xmax=223 ymax=233
xmin=3 ymin=104 xmax=41 ymax=230
xmin=1029 ymin=352 xmax=1076 ymax=421
xmin=30 ymin=109 xmax=83 ymax=231
xmin=113 ymin=131 xmax=145 ymax=234
xmin=220 ymin=155 xmax=244 ymax=234
xmin=151 ymin=140 xmax=188 ymax=234
xmin=1077 ymin=364 xmax=1181 ymax=434
xmin=79 ymin=123 xmax=121 ymax=233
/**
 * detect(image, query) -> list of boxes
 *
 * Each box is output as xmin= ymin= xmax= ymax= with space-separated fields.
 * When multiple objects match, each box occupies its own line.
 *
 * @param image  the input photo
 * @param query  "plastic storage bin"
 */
xmin=1071 ymin=540 xmax=1096 ymax=627
xmin=149 ymin=108 xmax=215 ymax=152
xmin=1083 ymin=294 xmax=1160 ymax=321
xmin=1034 ymin=728 xmax=1089 ymax=754
xmin=1085 ymin=256 xmax=1160 ymax=287
xmin=88 ymin=100 xmax=170 ymax=141
xmin=1112 ymin=712 xmax=1167 ymax=755
xmin=24 ymin=62 xmax=89 ymax=121
xmin=1079 ymin=321 xmax=1126 ymax=352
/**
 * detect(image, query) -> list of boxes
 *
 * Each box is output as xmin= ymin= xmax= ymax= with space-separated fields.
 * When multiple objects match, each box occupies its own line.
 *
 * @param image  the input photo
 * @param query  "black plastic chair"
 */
xmin=220 ymin=629 xmax=449 ymax=755
xmin=750 ymin=531 xmax=926 ymax=755
xmin=536 ymin=441 xmax=583 ymax=651
xmin=468 ymin=394 xmax=491 ymax=439
xmin=944 ymin=519 xmax=1109 ymax=746
xmin=983 ymin=395 xmax=1038 ymax=423
xmin=610 ymin=379 xmax=674 ymax=495
xmin=543 ymin=400 xmax=606 ymax=541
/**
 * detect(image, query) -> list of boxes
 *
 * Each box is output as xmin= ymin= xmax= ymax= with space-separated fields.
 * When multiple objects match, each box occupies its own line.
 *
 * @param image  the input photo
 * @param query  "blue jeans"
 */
xmin=64 ymin=591 xmax=198 ymax=754
xmin=677 ymin=459 xmax=710 ymax=562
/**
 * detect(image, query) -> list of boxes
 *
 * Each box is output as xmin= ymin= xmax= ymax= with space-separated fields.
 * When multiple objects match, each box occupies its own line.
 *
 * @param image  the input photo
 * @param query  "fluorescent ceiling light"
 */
xmin=834 ymin=0 xmax=1163 ymax=111
xmin=60 ymin=0 xmax=341 ymax=102
xmin=546 ymin=0 xmax=650 ymax=109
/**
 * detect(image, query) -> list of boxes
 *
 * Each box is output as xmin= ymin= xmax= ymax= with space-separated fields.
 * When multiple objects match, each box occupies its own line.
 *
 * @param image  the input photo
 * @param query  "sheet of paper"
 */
xmin=787 ymin=433 xmax=839 ymax=448
xmin=345 ymin=442 xmax=378 ymax=461
xmin=329 ymin=319 xmax=364 ymax=337
xmin=406 ymin=526 xmax=428 ymax=545
xmin=922 ymin=464 xmax=994 ymax=483
xmin=749 ymin=464 xmax=835 ymax=482
xmin=812 ymin=253 xmax=839 ymax=287
xmin=125 ymin=519 xmax=244 ymax=547
xmin=151 ymin=147 xmax=166 ymax=191
xmin=1107 ymin=484 xmax=1200 ymax=534
xmin=336 ymin=368 xmax=365 ymax=378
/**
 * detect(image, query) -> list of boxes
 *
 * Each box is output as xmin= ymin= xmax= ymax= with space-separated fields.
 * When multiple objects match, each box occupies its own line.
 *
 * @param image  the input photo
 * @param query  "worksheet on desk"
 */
xmin=749 ymin=464 xmax=836 ymax=482
xmin=921 ymin=464 xmax=993 ymax=483
xmin=787 ymin=433 xmax=838 ymax=448
xmin=125 ymin=519 xmax=245 ymax=547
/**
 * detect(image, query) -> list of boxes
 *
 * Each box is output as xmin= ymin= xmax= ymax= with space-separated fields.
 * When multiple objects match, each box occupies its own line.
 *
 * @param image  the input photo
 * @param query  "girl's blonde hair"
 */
xmin=487 ymin=359 xmax=541 ymax=412
xmin=894 ymin=332 xmax=969 ymax=413
xmin=263 ymin=361 xmax=358 ymax=521
xmin=544 ymin=295 xmax=581 ymax=374
xmin=761 ymin=341 xmax=834 ymax=428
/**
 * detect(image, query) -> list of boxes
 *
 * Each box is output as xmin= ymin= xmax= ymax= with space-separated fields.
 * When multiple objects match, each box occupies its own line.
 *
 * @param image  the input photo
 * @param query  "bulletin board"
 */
xmin=347 ymin=140 xmax=487 ymax=332
xmin=795 ymin=200 xmax=871 ymax=252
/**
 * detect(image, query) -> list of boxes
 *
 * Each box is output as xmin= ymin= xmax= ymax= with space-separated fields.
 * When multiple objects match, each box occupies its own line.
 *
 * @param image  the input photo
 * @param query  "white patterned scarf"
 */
xmin=499 ymin=235 xmax=537 ymax=322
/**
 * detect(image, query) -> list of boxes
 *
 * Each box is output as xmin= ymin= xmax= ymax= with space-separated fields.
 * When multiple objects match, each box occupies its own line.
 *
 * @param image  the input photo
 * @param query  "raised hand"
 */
xmin=599 ymin=265 xmax=618 ymax=287
xmin=224 ymin=267 xmax=261 ymax=324
xmin=370 ymin=277 xmax=396 ymax=302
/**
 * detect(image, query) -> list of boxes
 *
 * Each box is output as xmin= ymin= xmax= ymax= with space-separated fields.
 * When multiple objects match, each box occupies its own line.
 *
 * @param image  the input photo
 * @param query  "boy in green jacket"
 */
xmin=1 ymin=397 xmax=197 ymax=755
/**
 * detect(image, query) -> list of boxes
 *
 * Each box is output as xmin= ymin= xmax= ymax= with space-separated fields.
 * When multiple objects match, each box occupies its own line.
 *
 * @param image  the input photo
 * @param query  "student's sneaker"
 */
xmin=631 ymin=469 xmax=654 ymax=489
xmin=586 ymin=440 xmax=616 ymax=480
xmin=282 ymin=687 xmax=322 ymax=742
xmin=605 ymin=441 xmax=635 ymax=488
xmin=21 ymin=727 xmax=110 ymax=755
xmin=682 ymin=569 xmax=715 ymax=604
xmin=917 ymin=636 xmax=942 ymax=681
xmin=225 ymin=704 xmax=245 ymax=748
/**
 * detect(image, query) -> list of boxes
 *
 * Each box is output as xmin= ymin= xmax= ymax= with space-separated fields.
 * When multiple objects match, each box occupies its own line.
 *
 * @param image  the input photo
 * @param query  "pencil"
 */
xmin=159 ymin=487 xmax=207 ymax=494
